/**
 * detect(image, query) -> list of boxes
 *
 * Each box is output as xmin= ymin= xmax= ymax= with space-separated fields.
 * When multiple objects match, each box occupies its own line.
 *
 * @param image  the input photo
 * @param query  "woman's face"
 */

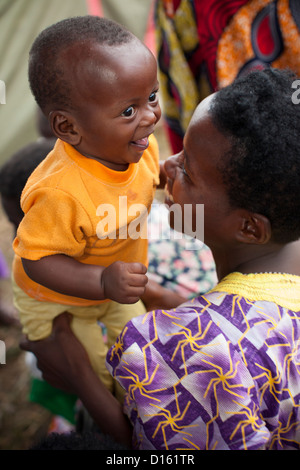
xmin=164 ymin=95 xmax=236 ymax=248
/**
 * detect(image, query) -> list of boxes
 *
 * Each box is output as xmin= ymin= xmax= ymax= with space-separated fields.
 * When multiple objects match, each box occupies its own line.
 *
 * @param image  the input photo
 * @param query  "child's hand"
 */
xmin=101 ymin=261 xmax=148 ymax=304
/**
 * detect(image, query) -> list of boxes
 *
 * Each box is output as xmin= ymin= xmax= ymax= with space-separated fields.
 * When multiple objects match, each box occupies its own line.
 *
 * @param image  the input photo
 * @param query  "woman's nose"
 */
xmin=164 ymin=153 xmax=180 ymax=179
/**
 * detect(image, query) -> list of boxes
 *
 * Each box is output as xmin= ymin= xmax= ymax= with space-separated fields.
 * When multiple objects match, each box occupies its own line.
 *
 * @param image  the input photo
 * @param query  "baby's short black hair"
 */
xmin=28 ymin=16 xmax=135 ymax=112
xmin=210 ymin=68 xmax=300 ymax=244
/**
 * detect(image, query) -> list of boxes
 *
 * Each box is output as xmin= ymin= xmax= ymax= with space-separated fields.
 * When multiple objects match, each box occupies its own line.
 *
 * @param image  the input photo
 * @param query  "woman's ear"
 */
xmin=235 ymin=212 xmax=272 ymax=245
xmin=49 ymin=110 xmax=81 ymax=146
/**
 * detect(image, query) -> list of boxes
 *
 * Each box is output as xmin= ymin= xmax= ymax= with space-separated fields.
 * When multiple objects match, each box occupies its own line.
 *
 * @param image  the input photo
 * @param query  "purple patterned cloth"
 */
xmin=0 ymin=249 xmax=9 ymax=278
xmin=107 ymin=272 xmax=300 ymax=450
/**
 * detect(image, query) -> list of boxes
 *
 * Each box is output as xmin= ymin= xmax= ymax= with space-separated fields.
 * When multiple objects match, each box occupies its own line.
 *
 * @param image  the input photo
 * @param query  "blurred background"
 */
xmin=0 ymin=0 xmax=156 ymax=166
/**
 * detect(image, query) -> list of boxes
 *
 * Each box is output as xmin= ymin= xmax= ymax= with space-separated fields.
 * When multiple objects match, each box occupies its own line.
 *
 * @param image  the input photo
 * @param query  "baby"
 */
xmin=13 ymin=16 xmax=164 ymax=396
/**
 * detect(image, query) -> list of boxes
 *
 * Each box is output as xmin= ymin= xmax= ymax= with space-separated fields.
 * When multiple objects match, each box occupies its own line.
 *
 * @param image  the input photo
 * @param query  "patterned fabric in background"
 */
xmin=147 ymin=202 xmax=217 ymax=297
xmin=155 ymin=0 xmax=300 ymax=152
xmin=107 ymin=272 xmax=300 ymax=450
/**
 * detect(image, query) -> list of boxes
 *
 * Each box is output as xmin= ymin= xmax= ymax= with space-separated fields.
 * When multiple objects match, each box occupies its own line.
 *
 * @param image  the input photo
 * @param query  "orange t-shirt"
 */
xmin=13 ymin=135 xmax=160 ymax=306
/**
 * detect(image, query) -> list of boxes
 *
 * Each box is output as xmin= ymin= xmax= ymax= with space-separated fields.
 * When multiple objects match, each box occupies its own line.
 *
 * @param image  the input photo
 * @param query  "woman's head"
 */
xmin=164 ymin=68 xmax=300 ymax=247
xmin=210 ymin=68 xmax=300 ymax=244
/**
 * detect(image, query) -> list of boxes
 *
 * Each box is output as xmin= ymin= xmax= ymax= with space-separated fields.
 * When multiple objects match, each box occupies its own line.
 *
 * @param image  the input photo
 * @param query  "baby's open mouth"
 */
xmin=131 ymin=137 xmax=149 ymax=150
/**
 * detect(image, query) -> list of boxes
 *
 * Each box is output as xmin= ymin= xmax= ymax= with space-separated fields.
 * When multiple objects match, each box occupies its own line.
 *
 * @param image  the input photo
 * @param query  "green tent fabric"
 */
xmin=101 ymin=0 xmax=152 ymax=42
xmin=0 ymin=0 xmax=153 ymax=166
xmin=0 ymin=0 xmax=88 ymax=165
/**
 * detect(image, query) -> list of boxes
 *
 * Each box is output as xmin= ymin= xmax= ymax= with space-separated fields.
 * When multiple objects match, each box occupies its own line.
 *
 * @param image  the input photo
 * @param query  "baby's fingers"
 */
xmin=128 ymin=269 xmax=148 ymax=288
xmin=127 ymin=262 xmax=147 ymax=275
xmin=125 ymin=284 xmax=148 ymax=304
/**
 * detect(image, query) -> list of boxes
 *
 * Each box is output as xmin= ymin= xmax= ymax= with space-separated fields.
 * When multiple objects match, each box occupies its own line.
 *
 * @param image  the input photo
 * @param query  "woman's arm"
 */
xmin=22 ymin=254 xmax=148 ymax=303
xmin=20 ymin=313 xmax=133 ymax=448
xmin=141 ymin=278 xmax=186 ymax=311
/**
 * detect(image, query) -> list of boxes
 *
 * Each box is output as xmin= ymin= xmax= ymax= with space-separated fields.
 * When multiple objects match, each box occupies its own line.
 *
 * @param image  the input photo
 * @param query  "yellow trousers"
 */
xmin=13 ymin=278 xmax=146 ymax=396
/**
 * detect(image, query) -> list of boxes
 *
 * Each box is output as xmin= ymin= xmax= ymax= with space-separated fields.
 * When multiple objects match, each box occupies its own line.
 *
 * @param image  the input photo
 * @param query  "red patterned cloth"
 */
xmin=155 ymin=0 xmax=300 ymax=152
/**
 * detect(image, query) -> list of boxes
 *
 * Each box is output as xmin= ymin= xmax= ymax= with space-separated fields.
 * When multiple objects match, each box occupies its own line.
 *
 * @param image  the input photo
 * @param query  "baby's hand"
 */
xmin=101 ymin=261 xmax=148 ymax=304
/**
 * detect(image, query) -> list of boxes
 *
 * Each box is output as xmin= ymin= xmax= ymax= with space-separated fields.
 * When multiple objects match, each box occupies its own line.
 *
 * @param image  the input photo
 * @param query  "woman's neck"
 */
xmin=213 ymin=240 xmax=300 ymax=281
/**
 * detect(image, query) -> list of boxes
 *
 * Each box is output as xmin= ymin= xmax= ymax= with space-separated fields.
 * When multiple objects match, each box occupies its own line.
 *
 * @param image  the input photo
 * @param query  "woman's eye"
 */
xmin=149 ymin=91 xmax=158 ymax=103
xmin=122 ymin=106 xmax=135 ymax=117
xmin=180 ymin=160 xmax=189 ymax=178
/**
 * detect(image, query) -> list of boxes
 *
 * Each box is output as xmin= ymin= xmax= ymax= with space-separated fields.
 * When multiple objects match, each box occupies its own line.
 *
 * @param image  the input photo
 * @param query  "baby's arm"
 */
xmin=22 ymin=255 xmax=148 ymax=304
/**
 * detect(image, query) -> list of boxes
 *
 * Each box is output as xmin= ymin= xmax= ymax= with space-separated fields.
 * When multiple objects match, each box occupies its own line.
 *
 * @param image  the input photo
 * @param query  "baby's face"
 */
xmin=68 ymin=39 xmax=161 ymax=170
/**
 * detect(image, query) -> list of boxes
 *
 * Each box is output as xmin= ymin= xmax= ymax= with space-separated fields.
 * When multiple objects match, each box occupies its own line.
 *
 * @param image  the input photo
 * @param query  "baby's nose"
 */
xmin=140 ymin=106 xmax=160 ymax=126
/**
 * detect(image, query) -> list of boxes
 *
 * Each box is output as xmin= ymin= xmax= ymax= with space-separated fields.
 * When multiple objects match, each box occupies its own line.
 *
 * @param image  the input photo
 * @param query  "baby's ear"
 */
xmin=235 ymin=212 xmax=272 ymax=245
xmin=49 ymin=110 xmax=81 ymax=145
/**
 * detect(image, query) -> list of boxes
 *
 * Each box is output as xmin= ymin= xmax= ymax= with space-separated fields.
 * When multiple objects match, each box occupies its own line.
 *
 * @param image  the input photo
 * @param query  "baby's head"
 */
xmin=209 ymin=68 xmax=300 ymax=244
xmin=28 ymin=16 xmax=135 ymax=114
xmin=28 ymin=16 xmax=161 ymax=169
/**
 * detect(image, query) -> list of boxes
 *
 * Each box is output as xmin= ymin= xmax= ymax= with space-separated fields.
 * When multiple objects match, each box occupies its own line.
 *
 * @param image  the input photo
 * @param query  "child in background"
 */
xmin=0 ymin=140 xmax=56 ymax=328
xmin=12 ymin=15 xmax=164 ymax=398
xmin=0 ymin=250 xmax=18 ymax=326
xmin=0 ymin=140 xmax=55 ymax=234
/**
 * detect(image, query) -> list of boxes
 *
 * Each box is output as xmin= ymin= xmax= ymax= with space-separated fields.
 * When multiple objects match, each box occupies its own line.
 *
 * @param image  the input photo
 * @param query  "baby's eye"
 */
xmin=122 ymin=106 xmax=135 ymax=117
xmin=149 ymin=91 xmax=158 ymax=103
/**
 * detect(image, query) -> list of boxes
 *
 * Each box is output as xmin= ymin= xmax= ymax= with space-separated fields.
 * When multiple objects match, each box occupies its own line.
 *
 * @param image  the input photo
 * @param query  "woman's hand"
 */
xmin=20 ymin=312 xmax=89 ymax=394
xmin=20 ymin=312 xmax=133 ymax=447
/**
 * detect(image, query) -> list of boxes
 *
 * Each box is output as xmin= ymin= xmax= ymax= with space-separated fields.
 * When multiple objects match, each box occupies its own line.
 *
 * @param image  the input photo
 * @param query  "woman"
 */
xmin=21 ymin=68 xmax=300 ymax=450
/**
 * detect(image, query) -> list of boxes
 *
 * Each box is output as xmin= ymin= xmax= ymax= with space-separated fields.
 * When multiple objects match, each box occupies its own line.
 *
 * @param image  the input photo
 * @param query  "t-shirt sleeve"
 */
xmin=106 ymin=307 xmax=270 ymax=450
xmin=147 ymin=134 xmax=160 ymax=185
xmin=13 ymin=187 xmax=92 ymax=260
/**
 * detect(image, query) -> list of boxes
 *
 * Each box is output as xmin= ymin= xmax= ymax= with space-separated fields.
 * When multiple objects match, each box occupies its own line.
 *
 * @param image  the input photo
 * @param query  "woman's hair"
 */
xmin=210 ymin=68 xmax=300 ymax=244
xmin=28 ymin=16 xmax=134 ymax=112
